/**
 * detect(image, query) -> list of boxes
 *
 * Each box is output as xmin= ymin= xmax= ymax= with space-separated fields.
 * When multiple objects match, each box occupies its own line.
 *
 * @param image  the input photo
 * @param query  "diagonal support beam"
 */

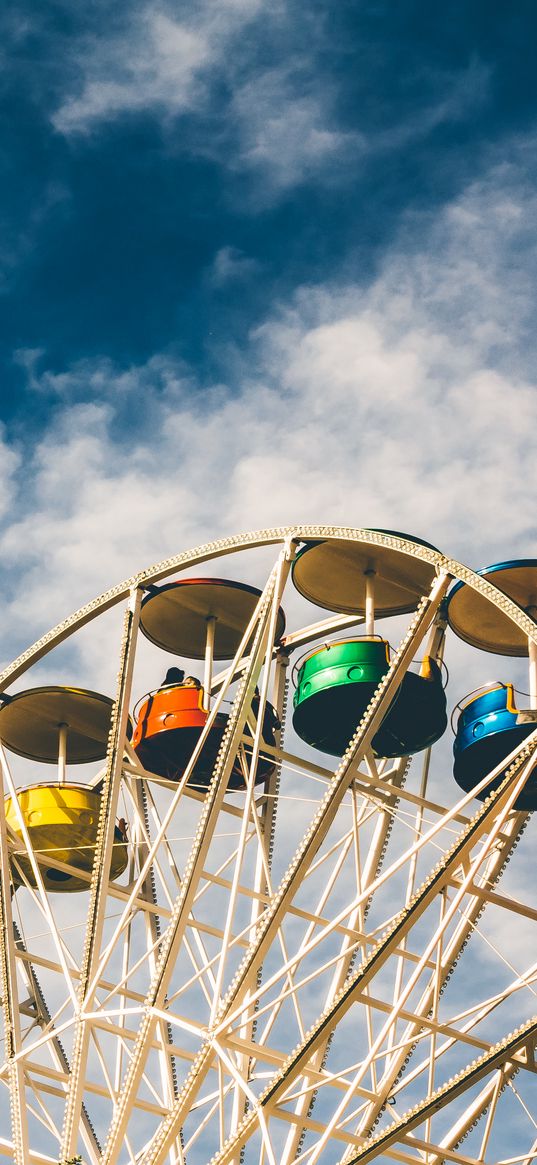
xmin=279 ymin=754 xmax=411 ymax=1165
xmin=357 ymin=808 xmax=526 ymax=1134
xmin=338 ymin=1014 xmax=537 ymax=1164
xmin=100 ymin=550 xmax=292 ymax=1165
xmin=60 ymin=586 xmax=142 ymax=1159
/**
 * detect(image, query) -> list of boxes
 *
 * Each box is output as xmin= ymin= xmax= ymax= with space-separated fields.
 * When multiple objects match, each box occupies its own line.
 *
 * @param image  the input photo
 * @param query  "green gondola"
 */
xmin=293 ymin=637 xmax=447 ymax=758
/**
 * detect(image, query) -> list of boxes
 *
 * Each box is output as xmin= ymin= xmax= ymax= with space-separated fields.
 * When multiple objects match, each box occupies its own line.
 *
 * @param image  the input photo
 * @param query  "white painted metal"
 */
xmin=0 ymin=748 xmax=30 ymax=1165
xmin=204 ymin=615 xmax=217 ymax=709
xmin=364 ymin=570 xmax=375 ymax=637
xmin=57 ymin=722 xmax=68 ymax=785
xmin=529 ymin=633 xmax=537 ymax=708
xmin=0 ymin=527 xmax=536 ymax=1165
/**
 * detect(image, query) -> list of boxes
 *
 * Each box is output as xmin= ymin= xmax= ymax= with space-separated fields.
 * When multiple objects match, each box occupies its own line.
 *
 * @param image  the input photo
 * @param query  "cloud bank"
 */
xmin=2 ymin=156 xmax=536 ymax=667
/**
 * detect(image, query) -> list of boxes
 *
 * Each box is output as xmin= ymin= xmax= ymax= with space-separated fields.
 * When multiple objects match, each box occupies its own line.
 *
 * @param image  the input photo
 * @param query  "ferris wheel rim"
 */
xmin=1 ymin=524 xmax=536 ymax=699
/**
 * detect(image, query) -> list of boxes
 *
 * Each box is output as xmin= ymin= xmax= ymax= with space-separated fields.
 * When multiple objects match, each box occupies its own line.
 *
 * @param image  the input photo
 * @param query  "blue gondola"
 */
xmin=453 ymin=684 xmax=537 ymax=810
xmin=447 ymin=559 xmax=537 ymax=809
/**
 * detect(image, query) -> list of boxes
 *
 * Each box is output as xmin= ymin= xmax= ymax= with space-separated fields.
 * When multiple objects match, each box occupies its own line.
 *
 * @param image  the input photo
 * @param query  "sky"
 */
xmin=1 ymin=8 xmax=537 ymax=1159
xmin=0 ymin=0 xmax=536 ymax=658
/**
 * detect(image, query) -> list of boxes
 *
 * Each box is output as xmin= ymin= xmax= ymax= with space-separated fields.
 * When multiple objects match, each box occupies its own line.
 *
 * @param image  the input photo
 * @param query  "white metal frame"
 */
xmin=0 ymin=526 xmax=535 ymax=1165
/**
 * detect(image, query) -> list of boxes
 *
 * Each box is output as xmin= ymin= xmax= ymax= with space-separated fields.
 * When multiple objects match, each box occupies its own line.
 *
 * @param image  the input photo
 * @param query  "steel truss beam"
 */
xmin=338 ymin=1015 xmax=537 ymax=1164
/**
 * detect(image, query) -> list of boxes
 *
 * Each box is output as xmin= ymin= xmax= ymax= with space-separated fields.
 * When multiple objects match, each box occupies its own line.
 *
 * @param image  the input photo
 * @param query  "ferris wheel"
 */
xmin=1 ymin=526 xmax=537 ymax=1165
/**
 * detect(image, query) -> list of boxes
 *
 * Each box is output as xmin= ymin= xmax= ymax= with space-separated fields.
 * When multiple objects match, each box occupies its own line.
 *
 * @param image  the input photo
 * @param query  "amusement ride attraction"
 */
xmin=0 ymin=526 xmax=536 ymax=1165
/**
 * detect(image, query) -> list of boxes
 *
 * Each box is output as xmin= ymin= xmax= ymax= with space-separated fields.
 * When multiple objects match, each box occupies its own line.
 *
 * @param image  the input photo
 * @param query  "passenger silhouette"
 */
xmin=117 ymin=817 xmax=128 ymax=841
xmin=163 ymin=667 xmax=185 ymax=687
xmin=251 ymin=687 xmax=281 ymax=745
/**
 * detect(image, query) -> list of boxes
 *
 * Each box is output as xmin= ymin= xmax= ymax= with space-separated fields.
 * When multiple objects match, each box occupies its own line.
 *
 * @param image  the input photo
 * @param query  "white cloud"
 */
xmin=0 ymin=182 xmax=69 ymax=291
xmin=52 ymin=11 xmax=215 ymax=134
xmin=230 ymin=68 xmax=361 ymax=191
xmin=373 ymin=57 xmax=491 ymax=153
xmin=229 ymin=56 xmax=489 ymax=195
xmin=2 ymin=157 xmax=537 ymax=671
xmin=51 ymin=7 xmax=491 ymax=207
xmin=0 ymin=426 xmax=20 ymax=521
xmin=208 ymin=246 xmax=260 ymax=286
xmin=51 ymin=1 xmax=358 ymax=198
xmin=51 ymin=0 xmax=281 ymax=137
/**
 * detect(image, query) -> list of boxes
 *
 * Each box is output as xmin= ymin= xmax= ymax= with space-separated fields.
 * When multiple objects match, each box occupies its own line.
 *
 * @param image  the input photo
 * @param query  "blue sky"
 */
xmin=1 ymin=10 xmax=537 ymax=1159
xmin=0 ymin=0 xmax=536 ymax=653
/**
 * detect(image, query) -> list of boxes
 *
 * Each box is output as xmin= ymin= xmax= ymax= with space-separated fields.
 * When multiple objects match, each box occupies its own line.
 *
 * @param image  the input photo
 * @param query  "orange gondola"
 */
xmin=133 ymin=681 xmax=278 ymax=791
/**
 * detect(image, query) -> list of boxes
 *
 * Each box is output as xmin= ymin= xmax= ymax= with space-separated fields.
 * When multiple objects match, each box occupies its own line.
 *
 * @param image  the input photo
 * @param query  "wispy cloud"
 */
xmin=50 ymin=1 xmax=359 ymax=198
xmin=51 ymin=1 xmax=492 ymax=210
xmin=50 ymin=5 xmax=361 ymax=198
xmin=372 ymin=57 xmax=491 ymax=153
xmin=0 ymin=426 xmax=20 ymax=521
xmin=208 ymin=246 xmax=260 ymax=286
xmin=52 ymin=11 xmax=213 ymax=134
xmin=51 ymin=0 xmax=283 ymax=137
xmin=229 ymin=67 xmax=361 ymax=192
xmin=0 ymin=182 xmax=69 ymax=292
